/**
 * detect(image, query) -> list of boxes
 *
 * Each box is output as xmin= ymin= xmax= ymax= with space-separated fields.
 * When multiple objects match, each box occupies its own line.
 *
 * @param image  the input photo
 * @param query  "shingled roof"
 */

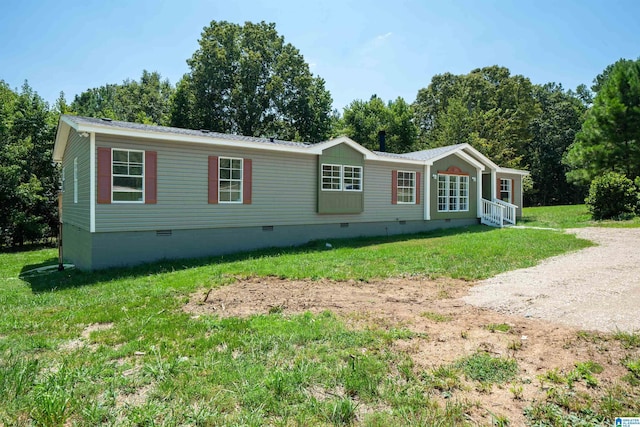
xmin=63 ymin=116 xmax=310 ymax=148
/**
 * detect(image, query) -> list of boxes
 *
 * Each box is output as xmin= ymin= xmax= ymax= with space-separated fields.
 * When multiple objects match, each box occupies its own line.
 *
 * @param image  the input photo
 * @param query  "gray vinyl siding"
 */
xmin=430 ymin=156 xmax=479 ymax=220
xmin=497 ymin=172 xmax=524 ymax=217
xmin=94 ymin=136 xmax=424 ymax=232
xmin=61 ymin=129 xmax=90 ymax=230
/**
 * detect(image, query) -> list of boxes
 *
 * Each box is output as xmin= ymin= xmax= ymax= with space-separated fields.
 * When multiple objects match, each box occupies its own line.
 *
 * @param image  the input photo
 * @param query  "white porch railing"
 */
xmin=481 ymin=198 xmax=517 ymax=228
xmin=493 ymin=198 xmax=517 ymax=226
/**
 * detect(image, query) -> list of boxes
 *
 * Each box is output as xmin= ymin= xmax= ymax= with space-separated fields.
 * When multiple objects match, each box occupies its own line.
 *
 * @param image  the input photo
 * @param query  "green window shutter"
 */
xmin=416 ymin=172 xmax=421 ymax=205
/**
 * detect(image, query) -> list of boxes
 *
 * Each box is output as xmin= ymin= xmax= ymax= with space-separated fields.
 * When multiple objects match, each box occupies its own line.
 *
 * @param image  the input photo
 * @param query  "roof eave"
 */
xmin=52 ymin=116 xmax=79 ymax=162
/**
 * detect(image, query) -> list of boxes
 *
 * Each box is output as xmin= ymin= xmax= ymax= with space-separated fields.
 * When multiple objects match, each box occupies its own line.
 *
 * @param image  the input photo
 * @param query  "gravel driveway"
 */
xmin=463 ymin=227 xmax=640 ymax=333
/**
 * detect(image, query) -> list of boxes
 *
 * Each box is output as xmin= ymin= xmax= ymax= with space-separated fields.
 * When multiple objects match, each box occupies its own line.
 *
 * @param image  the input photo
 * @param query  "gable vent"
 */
xmin=156 ymin=230 xmax=172 ymax=237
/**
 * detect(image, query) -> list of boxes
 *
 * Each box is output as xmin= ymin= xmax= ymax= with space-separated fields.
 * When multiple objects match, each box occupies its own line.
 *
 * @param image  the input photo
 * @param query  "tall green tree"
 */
xmin=565 ymin=58 xmax=640 ymax=184
xmin=525 ymin=83 xmax=587 ymax=205
xmin=70 ymin=70 xmax=174 ymax=125
xmin=171 ymin=21 xmax=333 ymax=142
xmin=0 ymin=81 xmax=58 ymax=247
xmin=338 ymin=95 xmax=419 ymax=153
xmin=413 ymin=66 xmax=538 ymax=168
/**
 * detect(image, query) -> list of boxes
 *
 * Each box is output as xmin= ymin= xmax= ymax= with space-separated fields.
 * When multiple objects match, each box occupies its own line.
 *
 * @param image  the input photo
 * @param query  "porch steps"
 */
xmin=480 ymin=198 xmax=517 ymax=228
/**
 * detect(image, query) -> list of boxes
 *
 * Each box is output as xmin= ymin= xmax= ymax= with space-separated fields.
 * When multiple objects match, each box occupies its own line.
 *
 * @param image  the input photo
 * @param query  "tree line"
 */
xmin=2 ymin=20 xmax=638 ymax=247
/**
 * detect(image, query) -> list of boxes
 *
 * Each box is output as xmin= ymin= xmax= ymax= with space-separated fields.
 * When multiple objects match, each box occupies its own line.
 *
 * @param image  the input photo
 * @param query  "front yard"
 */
xmin=1 ymin=208 xmax=639 ymax=426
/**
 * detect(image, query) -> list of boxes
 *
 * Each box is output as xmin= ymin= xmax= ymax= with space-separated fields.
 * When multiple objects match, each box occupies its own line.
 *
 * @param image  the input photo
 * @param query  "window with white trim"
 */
xmin=437 ymin=174 xmax=469 ymax=212
xmin=112 ymin=149 xmax=144 ymax=202
xmin=396 ymin=171 xmax=416 ymax=203
xmin=321 ymin=164 xmax=342 ymax=190
xmin=343 ymin=166 xmax=362 ymax=191
xmin=73 ymin=158 xmax=78 ymax=204
xmin=500 ymin=178 xmax=512 ymax=203
xmin=219 ymin=157 xmax=243 ymax=203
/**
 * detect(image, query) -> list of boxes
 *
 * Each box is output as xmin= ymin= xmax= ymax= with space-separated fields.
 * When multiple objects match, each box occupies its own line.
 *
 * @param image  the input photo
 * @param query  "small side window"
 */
xmin=73 ymin=158 xmax=78 ymax=204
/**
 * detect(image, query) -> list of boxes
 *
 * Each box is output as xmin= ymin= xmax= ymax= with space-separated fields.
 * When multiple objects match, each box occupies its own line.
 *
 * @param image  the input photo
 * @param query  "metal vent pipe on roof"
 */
xmin=378 ymin=130 xmax=386 ymax=152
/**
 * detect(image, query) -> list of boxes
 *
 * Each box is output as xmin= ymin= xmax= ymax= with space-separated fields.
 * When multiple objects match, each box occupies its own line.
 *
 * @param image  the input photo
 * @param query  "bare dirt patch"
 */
xmin=58 ymin=322 xmax=114 ymax=352
xmin=464 ymin=227 xmax=640 ymax=333
xmin=184 ymin=274 xmax=638 ymax=425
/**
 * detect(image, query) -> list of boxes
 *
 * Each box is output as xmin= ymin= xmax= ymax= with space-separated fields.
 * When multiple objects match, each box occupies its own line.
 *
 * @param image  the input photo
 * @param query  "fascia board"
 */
xmin=308 ymin=135 xmax=376 ymax=159
xmin=52 ymin=117 xmax=79 ymax=162
xmin=72 ymin=122 xmax=313 ymax=155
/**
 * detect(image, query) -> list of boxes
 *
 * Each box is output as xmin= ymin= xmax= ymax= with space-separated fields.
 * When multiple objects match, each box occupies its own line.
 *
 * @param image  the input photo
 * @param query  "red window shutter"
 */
xmin=145 ymin=151 xmax=157 ymax=204
xmin=97 ymin=147 xmax=111 ymax=204
xmin=416 ymin=172 xmax=421 ymax=204
xmin=496 ymin=176 xmax=500 ymax=199
xmin=391 ymin=170 xmax=398 ymax=204
xmin=208 ymin=156 xmax=218 ymax=204
xmin=243 ymin=159 xmax=252 ymax=205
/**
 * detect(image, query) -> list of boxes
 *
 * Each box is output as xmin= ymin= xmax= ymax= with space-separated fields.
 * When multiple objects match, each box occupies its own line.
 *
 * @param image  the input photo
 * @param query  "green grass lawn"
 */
xmin=521 ymin=204 xmax=640 ymax=229
xmin=0 ymin=225 xmax=633 ymax=426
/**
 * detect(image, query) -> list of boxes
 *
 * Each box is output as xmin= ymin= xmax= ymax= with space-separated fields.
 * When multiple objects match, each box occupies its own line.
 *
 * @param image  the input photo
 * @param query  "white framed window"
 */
xmin=321 ymin=164 xmax=342 ymax=190
xmin=219 ymin=157 xmax=243 ymax=203
xmin=397 ymin=171 xmax=416 ymax=203
xmin=500 ymin=178 xmax=512 ymax=203
xmin=343 ymin=166 xmax=362 ymax=191
xmin=437 ymin=174 xmax=469 ymax=212
xmin=112 ymin=149 xmax=144 ymax=203
xmin=73 ymin=158 xmax=78 ymax=204
xmin=321 ymin=164 xmax=363 ymax=191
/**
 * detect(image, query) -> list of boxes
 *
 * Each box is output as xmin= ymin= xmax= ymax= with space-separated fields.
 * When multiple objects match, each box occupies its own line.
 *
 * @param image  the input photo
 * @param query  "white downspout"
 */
xmin=424 ymin=164 xmax=431 ymax=220
xmin=90 ymin=132 xmax=96 ymax=233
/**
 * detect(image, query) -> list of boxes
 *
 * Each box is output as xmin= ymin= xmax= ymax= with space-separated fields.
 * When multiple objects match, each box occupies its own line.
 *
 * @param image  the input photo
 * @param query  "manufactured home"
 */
xmin=53 ymin=115 xmax=528 ymax=270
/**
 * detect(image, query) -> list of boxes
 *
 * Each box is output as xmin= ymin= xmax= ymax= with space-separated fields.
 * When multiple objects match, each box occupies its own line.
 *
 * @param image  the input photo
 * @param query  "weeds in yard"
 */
xmin=486 ymin=323 xmax=512 ymax=333
xmin=507 ymin=340 xmax=522 ymax=351
xmin=539 ymin=361 xmax=603 ymax=390
xmin=613 ymin=331 xmax=640 ymax=348
xmin=456 ymin=352 xmax=518 ymax=384
xmin=0 ymin=226 xmax=631 ymax=426
xmin=422 ymin=365 xmax=463 ymax=393
xmin=325 ymin=398 xmax=358 ymax=425
xmin=420 ymin=311 xmax=452 ymax=322
xmin=509 ymin=384 xmax=523 ymax=400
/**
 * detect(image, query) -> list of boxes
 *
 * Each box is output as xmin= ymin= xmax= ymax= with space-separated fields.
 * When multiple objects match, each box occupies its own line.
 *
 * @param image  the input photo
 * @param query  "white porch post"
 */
xmin=491 ymin=169 xmax=497 ymax=202
xmin=424 ymin=164 xmax=431 ymax=220
xmin=476 ymin=168 xmax=482 ymax=218
xmin=89 ymin=132 xmax=96 ymax=233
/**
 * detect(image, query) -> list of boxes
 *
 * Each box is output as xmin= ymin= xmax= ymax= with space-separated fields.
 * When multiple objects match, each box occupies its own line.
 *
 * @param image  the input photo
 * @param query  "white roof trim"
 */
xmin=52 ymin=116 xmax=78 ymax=161
xmin=53 ymin=117 xmax=529 ymax=175
xmin=308 ymin=135 xmax=377 ymax=159
xmin=497 ymin=167 xmax=530 ymax=176
xmin=452 ymin=150 xmax=485 ymax=171
xmin=424 ymin=144 xmax=486 ymax=171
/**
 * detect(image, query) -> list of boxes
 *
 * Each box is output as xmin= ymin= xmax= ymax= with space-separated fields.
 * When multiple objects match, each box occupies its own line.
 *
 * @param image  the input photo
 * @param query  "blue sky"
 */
xmin=1 ymin=0 xmax=639 ymax=112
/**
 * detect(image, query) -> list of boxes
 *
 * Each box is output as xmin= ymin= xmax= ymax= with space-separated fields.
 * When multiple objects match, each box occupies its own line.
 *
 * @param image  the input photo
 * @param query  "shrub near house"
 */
xmin=586 ymin=172 xmax=638 ymax=220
